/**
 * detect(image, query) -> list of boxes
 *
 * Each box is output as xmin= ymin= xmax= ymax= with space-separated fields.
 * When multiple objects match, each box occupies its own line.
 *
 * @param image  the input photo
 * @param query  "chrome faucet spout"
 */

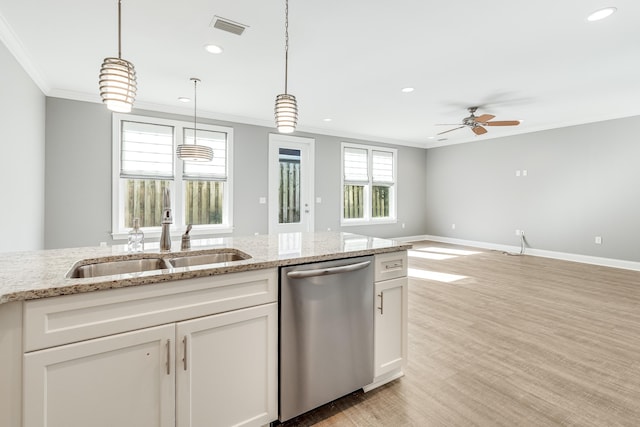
xmin=160 ymin=188 xmax=172 ymax=252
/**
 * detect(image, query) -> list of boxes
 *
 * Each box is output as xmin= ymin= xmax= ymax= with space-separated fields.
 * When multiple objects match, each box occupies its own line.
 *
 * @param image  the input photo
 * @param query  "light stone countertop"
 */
xmin=0 ymin=232 xmax=411 ymax=304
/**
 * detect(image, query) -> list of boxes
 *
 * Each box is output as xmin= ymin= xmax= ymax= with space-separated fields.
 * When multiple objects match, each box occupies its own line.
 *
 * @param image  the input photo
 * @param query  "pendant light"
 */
xmin=274 ymin=0 xmax=298 ymax=133
xmin=176 ymin=78 xmax=213 ymax=162
xmin=99 ymin=0 xmax=137 ymax=113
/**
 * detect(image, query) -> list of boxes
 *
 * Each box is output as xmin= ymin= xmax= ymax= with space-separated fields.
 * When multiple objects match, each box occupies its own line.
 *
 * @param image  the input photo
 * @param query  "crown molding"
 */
xmin=0 ymin=11 xmax=49 ymax=94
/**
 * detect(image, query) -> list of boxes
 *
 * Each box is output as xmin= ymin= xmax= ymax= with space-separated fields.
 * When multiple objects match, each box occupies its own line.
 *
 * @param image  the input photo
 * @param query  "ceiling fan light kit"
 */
xmin=436 ymin=106 xmax=521 ymax=137
xmin=99 ymin=0 xmax=137 ymax=113
xmin=274 ymin=0 xmax=299 ymax=133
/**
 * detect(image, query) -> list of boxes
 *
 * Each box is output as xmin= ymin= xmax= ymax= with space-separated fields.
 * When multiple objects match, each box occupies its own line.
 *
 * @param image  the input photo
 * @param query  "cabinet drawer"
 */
xmin=374 ymin=251 xmax=408 ymax=282
xmin=24 ymin=268 xmax=277 ymax=352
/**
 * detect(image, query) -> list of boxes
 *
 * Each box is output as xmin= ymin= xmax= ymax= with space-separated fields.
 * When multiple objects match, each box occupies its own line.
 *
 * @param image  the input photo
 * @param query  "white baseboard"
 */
xmin=404 ymin=234 xmax=640 ymax=272
xmin=363 ymin=369 xmax=404 ymax=393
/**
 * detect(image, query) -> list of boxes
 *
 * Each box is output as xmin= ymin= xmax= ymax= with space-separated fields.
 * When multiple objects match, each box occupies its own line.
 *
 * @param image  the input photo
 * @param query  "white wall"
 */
xmin=0 ymin=41 xmax=45 ymax=252
xmin=425 ymin=116 xmax=640 ymax=262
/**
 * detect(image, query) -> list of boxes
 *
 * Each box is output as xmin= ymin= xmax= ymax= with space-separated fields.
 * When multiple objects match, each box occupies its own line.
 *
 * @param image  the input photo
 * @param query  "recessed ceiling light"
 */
xmin=204 ymin=44 xmax=224 ymax=54
xmin=587 ymin=7 xmax=617 ymax=22
xmin=401 ymin=87 xmax=414 ymax=93
xmin=178 ymin=97 xmax=191 ymax=103
xmin=323 ymin=118 xmax=332 ymax=122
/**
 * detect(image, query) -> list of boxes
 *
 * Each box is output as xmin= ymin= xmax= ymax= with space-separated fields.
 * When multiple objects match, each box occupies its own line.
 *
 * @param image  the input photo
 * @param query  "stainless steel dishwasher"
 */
xmin=279 ymin=255 xmax=374 ymax=422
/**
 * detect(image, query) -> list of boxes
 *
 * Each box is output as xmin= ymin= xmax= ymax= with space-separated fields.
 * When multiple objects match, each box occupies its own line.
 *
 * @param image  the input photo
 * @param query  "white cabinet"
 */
xmin=374 ymin=277 xmax=408 ymax=377
xmin=365 ymin=251 xmax=408 ymax=391
xmin=24 ymin=324 xmax=176 ymax=427
xmin=21 ymin=269 xmax=278 ymax=427
xmin=176 ymin=303 xmax=277 ymax=427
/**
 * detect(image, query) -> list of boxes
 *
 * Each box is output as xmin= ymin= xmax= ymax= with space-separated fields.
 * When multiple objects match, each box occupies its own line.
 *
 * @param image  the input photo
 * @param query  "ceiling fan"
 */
xmin=436 ymin=106 xmax=521 ymax=136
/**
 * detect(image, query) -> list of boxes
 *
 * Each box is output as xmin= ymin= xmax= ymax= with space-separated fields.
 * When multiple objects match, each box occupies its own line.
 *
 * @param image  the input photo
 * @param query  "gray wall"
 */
xmin=425 ymin=115 xmax=640 ymax=262
xmin=45 ymin=98 xmax=428 ymax=249
xmin=0 ymin=41 xmax=45 ymax=252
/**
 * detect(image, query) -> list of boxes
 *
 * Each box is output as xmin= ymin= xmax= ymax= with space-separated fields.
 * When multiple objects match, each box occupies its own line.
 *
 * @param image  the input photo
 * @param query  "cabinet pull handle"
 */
xmin=378 ymin=292 xmax=384 ymax=315
xmin=166 ymin=339 xmax=171 ymax=375
xmin=183 ymin=336 xmax=188 ymax=371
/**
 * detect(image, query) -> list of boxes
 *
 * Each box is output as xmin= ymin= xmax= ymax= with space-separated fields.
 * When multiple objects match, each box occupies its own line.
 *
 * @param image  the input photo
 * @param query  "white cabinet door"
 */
xmin=23 ymin=324 xmax=175 ymax=427
xmin=374 ymin=277 xmax=408 ymax=377
xmin=176 ymin=303 xmax=277 ymax=427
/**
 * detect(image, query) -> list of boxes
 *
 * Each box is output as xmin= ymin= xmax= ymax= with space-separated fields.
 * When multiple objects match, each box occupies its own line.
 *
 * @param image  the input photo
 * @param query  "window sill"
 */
xmin=340 ymin=218 xmax=397 ymax=227
xmin=111 ymin=226 xmax=234 ymax=241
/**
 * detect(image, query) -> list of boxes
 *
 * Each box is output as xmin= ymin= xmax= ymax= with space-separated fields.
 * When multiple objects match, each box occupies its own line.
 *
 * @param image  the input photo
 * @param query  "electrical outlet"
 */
xmin=401 ymin=223 xmax=405 ymax=229
xmin=515 ymin=229 xmax=521 ymax=236
xmin=451 ymin=223 xmax=456 ymax=230
xmin=595 ymin=236 xmax=602 ymax=244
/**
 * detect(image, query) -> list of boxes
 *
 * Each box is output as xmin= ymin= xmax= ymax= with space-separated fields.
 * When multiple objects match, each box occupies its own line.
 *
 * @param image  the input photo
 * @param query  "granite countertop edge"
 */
xmin=0 ymin=232 xmax=412 ymax=304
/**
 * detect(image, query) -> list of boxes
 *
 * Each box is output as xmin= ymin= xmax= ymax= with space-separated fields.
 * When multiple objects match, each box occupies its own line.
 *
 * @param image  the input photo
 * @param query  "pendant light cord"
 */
xmin=117 ymin=0 xmax=122 ymax=59
xmin=284 ymin=0 xmax=289 ymax=94
xmin=192 ymin=78 xmax=199 ymax=145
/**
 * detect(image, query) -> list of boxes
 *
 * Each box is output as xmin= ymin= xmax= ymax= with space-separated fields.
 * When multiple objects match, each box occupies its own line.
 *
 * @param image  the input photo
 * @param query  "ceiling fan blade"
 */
xmin=474 ymin=114 xmax=495 ymax=123
xmin=472 ymin=126 xmax=488 ymax=136
xmin=485 ymin=120 xmax=521 ymax=126
xmin=437 ymin=126 xmax=465 ymax=135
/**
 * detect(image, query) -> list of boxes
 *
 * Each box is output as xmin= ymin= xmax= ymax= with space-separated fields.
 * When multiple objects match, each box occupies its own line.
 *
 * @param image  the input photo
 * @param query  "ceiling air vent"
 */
xmin=210 ymin=16 xmax=248 ymax=36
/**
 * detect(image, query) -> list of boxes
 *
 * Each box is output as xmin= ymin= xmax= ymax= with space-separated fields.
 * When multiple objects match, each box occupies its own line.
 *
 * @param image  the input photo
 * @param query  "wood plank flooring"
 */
xmin=280 ymin=241 xmax=640 ymax=426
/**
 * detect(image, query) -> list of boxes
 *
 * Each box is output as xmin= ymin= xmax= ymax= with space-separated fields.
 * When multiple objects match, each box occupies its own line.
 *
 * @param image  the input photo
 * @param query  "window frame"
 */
xmin=340 ymin=142 xmax=397 ymax=226
xmin=111 ymin=113 xmax=234 ymax=240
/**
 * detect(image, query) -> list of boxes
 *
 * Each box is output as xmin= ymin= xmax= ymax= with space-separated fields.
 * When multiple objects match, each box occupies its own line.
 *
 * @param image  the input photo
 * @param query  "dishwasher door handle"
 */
xmin=286 ymin=260 xmax=371 ymax=279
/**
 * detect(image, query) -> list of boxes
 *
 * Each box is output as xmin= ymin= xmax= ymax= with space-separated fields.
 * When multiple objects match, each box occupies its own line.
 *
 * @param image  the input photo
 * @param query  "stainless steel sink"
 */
xmin=67 ymin=258 xmax=171 ymax=278
xmin=167 ymin=251 xmax=251 ymax=268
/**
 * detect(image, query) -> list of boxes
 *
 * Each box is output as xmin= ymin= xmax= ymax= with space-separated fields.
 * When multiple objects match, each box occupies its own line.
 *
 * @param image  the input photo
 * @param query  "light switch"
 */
xmin=516 ymin=170 xmax=521 ymax=177
xmin=259 ymin=197 xmax=266 ymax=204
xmin=316 ymin=197 xmax=322 ymax=203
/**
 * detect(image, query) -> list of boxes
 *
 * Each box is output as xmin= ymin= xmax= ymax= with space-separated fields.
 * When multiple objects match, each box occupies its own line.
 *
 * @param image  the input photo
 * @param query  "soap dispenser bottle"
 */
xmin=128 ymin=218 xmax=144 ymax=252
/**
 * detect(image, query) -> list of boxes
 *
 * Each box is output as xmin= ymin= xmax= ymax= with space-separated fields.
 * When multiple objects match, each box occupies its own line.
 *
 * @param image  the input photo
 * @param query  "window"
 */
xmin=112 ymin=114 xmax=233 ymax=239
xmin=341 ymin=143 xmax=397 ymax=225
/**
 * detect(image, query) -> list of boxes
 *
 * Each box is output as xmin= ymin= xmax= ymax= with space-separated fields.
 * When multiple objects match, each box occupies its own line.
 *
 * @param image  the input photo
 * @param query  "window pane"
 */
xmin=372 ymin=150 xmax=393 ymax=183
xmin=279 ymin=149 xmax=301 ymax=224
xmin=372 ymin=185 xmax=390 ymax=218
xmin=344 ymin=185 xmax=365 ymax=219
xmin=344 ymin=147 xmax=368 ymax=182
xmin=184 ymin=181 xmax=224 ymax=225
xmin=121 ymin=121 xmax=174 ymax=178
xmin=182 ymin=128 xmax=227 ymax=178
xmin=123 ymin=179 xmax=172 ymax=228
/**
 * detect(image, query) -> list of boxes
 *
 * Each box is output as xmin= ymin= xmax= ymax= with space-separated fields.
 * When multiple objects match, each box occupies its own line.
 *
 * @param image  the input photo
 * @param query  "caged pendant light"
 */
xmin=99 ymin=0 xmax=137 ymax=113
xmin=274 ymin=0 xmax=298 ymax=133
xmin=176 ymin=78 xmax=213 ymax=162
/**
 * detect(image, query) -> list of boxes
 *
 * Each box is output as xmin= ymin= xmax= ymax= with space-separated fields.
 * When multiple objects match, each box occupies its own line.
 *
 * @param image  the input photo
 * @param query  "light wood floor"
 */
xmin=280 ymin=241 xmax=640 ymax=426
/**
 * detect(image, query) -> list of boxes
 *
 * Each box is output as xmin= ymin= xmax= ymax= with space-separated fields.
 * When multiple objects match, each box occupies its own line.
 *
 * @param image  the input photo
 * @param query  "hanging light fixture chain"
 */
xmin=284 ymin=0 xmax=289 ymax=94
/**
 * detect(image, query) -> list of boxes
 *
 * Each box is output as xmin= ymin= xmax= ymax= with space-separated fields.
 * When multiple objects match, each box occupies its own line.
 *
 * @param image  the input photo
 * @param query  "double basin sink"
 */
xmin=67 ymin=249 xmax=251 ymax=279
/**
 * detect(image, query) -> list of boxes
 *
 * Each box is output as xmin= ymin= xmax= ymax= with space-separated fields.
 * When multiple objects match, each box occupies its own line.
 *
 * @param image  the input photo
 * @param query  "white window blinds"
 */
xmin=121 ymin=121 xmax=174 ymax=178
xmin=372 ymin=150 xmax=394 ymax=184
xmin=344 ymin=147 xmax=368 ymax=182
xmin=182 ymin=128 xmax=228 ymax=180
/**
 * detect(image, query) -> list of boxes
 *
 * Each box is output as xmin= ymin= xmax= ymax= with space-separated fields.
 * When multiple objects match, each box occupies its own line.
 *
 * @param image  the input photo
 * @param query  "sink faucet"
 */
xmin=160 ymin=188 xmax=172 ymax=251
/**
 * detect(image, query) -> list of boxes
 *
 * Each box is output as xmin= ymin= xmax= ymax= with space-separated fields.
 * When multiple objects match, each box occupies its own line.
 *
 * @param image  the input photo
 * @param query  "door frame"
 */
xmin=268 ymin=134 xmax=315 ymax=234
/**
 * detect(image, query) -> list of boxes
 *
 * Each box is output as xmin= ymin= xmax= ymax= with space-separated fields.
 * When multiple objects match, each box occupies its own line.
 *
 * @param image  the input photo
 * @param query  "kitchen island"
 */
xmin=0 ymin=232 xmax=410 ymax=427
